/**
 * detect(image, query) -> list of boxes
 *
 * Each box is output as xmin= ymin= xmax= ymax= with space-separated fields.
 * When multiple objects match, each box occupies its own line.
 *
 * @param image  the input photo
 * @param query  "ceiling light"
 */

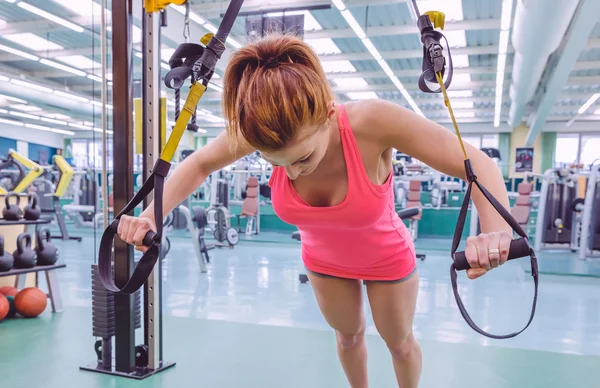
xmin=332 ymin=0 xmax=346 ymax=11
xmin=161 ymin=62 xmax=170 ymax=70
xmin=207 ymin=83 xmax=223 ymax=92
xmin=93 ymin=128 xmax=113 ymax=134
xmin=25 ymin=123 xmax=51 ymax=131
xmin=377 ymin=59 xmax=395 ymax=77
xmin=447 ymin=90 xmax=473 ymax=98
xmin=362 ymin=38 xmax=382 ymax=60
xmin=500 ymin=0 xmax=514 ymax=30
xmin=320 ymin=60 xmax=357 ymax=73
xmin=498 ymin=30 xmax=509 ymax=54
xmin=90 ymin=101 xmax=113 ymax=110
xmin=594 ymin=108 xmax=600 ymax=115
xmin=40 ymin=59 xmax=87 ymax=76
xmin=347 ymin=92 xmax=379 ymax=100
xmin=0 ymin=108 xmax=7 ymax=114
xmin=3 ymin=33 xmax=64 ymax=51
xmin=161 ymin=48 xmax=175 ymax=62
xmin=204 ymin=23 xmax=218 ymax=34
xmin=56 ymin=55 xmax=101 ymax=69
xmin=51 ymin=128 xmax=75 ymax=135
xmin=305 ymin=38 xmax=341 ymax=55
xmin=17 ymin=2 xmax=84 ymax=33
xmin=68 ymin=123 xmax=92 ymax=130
xmin=9 ymin=111 xmax=40 ymax=120
xmin=577 ymin=93 xmax=600 ymax=114
xmin=53 ymin=90 xmax=89 ymax=103
xmin=452 ymin=74 xmax=471 ymax=84
xmin=451 ymin=55 xmax=469 ymax=68
xmin=43 ymin=113 xmax=71 ymax=120
xmin=132 ymin=25 xmax=142 ymax=44
xmin=340 ymin=10 xmax=366 ymax=39
xmin=87 ymin=74 xmax=102 ymax=82
xmin=226 ymin=37 xmax=242 ymax=48
xmin=51 ymin=0 xmax=107 ymax=17
xmin=0 ymin=75 xmax=8 ymax=82
xmin=333 ymin=78 xmax=368 ymax=88
xmin=448 ymin=100 xmax=474 ymax=109
xmin=41 ymin=117 xmax=68 ymax=125
xmin=0 ymin=43 xmax=40 ymax=61
xmin=0 ymin=118 xmax=24 ymax=126
xmin=135 ymin=51 xmax=143 ymax=59
xmin=441 ymin=30 xmax=467 ymax=48
xmin=9 ymin=104 xmax=42 ymax=112
xmin=0 ymin=94 xmax=27 ymax=104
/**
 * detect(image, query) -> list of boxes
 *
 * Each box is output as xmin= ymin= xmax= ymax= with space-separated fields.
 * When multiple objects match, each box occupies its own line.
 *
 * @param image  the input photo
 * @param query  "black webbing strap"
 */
xmin=450 ymin=160 xmax=539 ymax=339
xmin=98 ymin=159 xmax=170 ymax=294
xmin=417 ymin=15 xmax=453 ymax=93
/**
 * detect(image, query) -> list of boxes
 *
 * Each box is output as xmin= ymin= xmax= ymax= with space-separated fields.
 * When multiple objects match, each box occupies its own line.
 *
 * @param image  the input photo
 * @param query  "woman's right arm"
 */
xmin=117 ymin=131 xmax=255 ymax=250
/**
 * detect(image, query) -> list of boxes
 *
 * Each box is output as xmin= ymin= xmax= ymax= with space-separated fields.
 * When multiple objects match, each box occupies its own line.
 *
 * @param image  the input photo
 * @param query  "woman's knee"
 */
xmin=387 ymin=333 xmax=419 ymax=361
xmin=336 ymin=328 xmax=365 ymax=350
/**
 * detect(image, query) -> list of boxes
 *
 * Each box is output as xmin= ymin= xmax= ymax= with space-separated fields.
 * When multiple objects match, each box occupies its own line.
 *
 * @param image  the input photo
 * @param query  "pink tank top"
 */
xmin=269 ymin=105 xmax=416 ymax=281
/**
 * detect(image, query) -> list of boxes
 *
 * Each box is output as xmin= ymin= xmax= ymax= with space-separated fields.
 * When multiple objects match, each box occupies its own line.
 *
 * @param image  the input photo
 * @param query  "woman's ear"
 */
xmin=327 ymin=100 xmax=337 ymax=120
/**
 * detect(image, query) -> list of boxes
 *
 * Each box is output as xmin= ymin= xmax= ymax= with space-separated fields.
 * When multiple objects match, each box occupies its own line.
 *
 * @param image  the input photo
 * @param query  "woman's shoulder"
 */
xmin=343 ymin=99 xmax=406 ymax=143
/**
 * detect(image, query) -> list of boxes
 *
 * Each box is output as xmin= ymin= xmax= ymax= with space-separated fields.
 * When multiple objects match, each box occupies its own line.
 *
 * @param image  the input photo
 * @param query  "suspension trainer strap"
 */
xmin=410 ymin=5 xmax=539 ymax=338
xmin=97 ymin=0 xmax=244 ymax=295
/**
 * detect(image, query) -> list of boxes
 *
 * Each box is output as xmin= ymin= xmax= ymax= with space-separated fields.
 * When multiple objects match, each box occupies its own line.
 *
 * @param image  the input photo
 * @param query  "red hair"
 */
xmin=223 ymin=34 xmax=334 ymax=151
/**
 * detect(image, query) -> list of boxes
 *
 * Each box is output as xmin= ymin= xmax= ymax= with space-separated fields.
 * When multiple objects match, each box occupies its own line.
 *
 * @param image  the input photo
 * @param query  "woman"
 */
xmin=118 ymin=34 xmax=512 ymax=388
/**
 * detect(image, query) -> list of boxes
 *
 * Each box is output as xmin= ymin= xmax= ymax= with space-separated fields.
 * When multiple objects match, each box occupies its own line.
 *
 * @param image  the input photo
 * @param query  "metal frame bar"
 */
xmin=142 ymin=8 xmax=162 ymax=371
xmin=112 ymin=0 xmax=136 ymax=373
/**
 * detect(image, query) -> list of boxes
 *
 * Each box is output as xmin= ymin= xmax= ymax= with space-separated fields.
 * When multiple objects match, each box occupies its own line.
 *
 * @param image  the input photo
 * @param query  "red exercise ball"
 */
xmin=14 ymin=288 xmax=47 ymax=318
xmin=0 ymin=294 xmax=8 ymax=321
xmin=0 ymin=286 xmax=18 ymax=297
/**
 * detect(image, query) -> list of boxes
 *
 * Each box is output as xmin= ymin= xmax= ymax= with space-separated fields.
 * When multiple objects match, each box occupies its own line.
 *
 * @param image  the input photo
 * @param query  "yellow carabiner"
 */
xmin=425 ymin=11 xmax=445 ymax=30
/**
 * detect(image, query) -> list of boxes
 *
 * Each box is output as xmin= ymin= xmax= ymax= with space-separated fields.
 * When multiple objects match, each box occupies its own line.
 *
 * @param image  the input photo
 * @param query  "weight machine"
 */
xmin=579 ymin=163 xmax=600 ymax=260
xmin=82 ymin=0 xmax=244 ymax=379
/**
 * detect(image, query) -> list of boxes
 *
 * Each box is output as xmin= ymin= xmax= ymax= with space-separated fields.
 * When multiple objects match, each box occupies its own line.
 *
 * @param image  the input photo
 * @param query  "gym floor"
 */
xmin=1 ymin=231 xmax=599 ymax=388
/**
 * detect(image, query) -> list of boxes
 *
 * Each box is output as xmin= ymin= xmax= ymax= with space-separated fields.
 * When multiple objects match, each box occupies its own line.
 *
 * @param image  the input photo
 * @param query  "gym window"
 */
xmin=554 ymin=133 xmax=600 ymax=168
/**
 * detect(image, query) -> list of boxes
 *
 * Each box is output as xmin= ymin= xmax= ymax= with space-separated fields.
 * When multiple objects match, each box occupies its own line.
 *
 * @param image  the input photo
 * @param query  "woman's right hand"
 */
xmin=117 ymin=215 xmax=157 ymax=253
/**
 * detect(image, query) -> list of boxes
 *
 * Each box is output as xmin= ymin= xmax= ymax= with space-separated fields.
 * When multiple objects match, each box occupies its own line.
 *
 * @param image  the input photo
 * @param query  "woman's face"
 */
xmin=261 ymin=123 xmax=331 ymax=180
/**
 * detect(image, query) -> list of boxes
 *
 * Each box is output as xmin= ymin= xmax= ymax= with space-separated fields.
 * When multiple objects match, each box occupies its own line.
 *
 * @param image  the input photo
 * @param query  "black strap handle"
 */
xmin=416 ymin=16 xmax=453 ymax=93
xmin=97 ymin=0 xmax=244 ymax=295
xmin=450 ymin=159 xmax=539 ymax=339
xmin=98 ymin=159 xmax=170 ymax=294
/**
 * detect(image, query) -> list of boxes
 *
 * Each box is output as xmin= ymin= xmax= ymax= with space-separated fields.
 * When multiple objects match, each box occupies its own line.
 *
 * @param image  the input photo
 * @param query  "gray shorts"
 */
xmin=305 ymin=265 xmax=418 ymax=284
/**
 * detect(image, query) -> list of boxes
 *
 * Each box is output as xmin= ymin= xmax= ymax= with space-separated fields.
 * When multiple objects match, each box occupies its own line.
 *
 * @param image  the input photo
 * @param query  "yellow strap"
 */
xmin=0 ymin=187 xmax=7 ymax=195
xmin=435 ymin=72 xmax=468 ymax=160
xmin=160 ymin=82 xmax=207 ymax=162
xmin=53 ymin=155 xmax=74 ymax=197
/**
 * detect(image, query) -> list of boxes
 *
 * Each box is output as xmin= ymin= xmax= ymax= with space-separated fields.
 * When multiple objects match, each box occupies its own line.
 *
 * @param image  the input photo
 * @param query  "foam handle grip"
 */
xmin=110 ymin=219 xmax=157 ymax=247
xmin=453 ymin=238 xmax=531 ymax=271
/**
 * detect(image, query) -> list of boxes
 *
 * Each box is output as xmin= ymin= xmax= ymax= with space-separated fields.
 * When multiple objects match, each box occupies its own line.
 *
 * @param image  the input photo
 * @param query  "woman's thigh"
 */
xmin=365 ymin=272 xmax=419 ymax=343
xmin=307 ymin=271 xmax=365 ymax=334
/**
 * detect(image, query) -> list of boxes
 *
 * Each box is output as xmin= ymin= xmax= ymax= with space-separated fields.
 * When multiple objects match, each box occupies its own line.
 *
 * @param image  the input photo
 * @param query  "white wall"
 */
xmin=0 ymin=122 xmax=64 ymax=148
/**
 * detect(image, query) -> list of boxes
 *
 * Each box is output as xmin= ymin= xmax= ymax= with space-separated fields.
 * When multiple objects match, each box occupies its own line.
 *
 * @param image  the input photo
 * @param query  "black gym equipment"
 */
xmin=23 ymin=193 xmax=41 ymax=221
xmin=580 ymin=163 xmax=600 ymax=259
xmin=296 ymin=208 xmax=426 ymax=284
xmin=12 ymin=233 xmax=36 ymax=269
xmin=35 ymin=229 xmax=59 ymax=266
xmin=411 ymin=1 xmax=538 ymax=339
xmin=0 ymin=235 xmax=14 ymax=272
xmin=0 ymin=156 xmax=25 ymax=193
xmin=3 ymin=192 xmax=23 ymax=221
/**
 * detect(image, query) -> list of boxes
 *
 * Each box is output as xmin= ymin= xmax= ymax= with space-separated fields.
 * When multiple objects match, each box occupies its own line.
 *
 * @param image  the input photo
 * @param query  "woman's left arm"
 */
xmin=369 ymin=100 xmax=512 ymax=279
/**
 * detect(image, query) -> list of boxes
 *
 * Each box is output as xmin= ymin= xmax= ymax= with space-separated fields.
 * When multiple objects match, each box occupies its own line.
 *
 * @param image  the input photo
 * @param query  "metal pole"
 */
xmin=100 ymin=0 xmax=111 ymax=371
xmin=142 ymin=8 xmax=162 ymax=371
xmin=112 ymin=0 xmax=136 ymax=373
xmin=534 ymin=169 xmax=553 ymax=251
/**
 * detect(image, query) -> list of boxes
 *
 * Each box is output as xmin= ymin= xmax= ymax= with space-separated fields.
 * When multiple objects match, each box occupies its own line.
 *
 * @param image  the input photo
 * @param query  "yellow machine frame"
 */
xmin=52 ymin=154 xmax=74 ymax=198
xmin=7 ymin=149 xmax=43 ymax=193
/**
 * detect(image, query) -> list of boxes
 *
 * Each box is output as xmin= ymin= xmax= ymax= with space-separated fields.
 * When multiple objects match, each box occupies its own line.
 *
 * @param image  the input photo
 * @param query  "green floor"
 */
xmin=1 ymin=308 xmax=598 ymax=388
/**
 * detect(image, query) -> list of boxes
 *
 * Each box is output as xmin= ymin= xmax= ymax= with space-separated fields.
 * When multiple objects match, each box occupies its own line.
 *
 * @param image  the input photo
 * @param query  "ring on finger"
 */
xmin=488 ymin=248 xmax=500 ymax=254
xmin=488 ymin=248 xmax=500 ymax=267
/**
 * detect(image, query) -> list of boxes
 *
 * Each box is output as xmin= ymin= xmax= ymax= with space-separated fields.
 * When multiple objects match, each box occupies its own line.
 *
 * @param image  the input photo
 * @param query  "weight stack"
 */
xmin=91 ymin=264 xmax=141 ymax=338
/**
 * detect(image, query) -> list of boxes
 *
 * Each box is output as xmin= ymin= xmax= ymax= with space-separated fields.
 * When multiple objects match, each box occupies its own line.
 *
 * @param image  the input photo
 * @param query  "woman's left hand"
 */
xmin=464 ymin=231 xmax=512 ymax=280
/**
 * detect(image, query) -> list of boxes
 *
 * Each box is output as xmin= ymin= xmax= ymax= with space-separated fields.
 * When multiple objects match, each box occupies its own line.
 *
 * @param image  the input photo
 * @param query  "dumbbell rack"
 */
xmin=0 ymin=219 xmax=66 ymax=313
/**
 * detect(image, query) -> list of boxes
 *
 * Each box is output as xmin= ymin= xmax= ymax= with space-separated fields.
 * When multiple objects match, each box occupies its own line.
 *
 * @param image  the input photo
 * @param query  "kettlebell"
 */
xmin=13 ymin=233 xmax=36 ymax=269
xmin=0 ymin=235 xmax=14 ymax=272
xmin=23 ymin=193 xmax=41 ymax=221
xmin=3 ymin=192 xmax=22 ymax=221
xmin=36 ymin=229 xmax=58 ymax=266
